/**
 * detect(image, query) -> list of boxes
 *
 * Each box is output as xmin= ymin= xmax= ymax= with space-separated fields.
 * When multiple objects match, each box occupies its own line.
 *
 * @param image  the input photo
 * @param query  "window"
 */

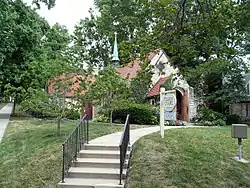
xmin=151 ymin=99 xmax=156 ymax=106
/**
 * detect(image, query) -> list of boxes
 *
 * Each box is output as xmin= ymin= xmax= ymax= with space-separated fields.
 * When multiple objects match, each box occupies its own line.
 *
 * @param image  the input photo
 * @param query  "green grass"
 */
xmin=127 ymin=127 xmax=250 ymax=188
xmin=0 ymin=117 xmax=141 ymax=188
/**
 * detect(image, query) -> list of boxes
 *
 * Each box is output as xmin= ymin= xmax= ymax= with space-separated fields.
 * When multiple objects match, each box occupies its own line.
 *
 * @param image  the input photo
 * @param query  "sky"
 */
xmin=23 ymin=0 xmax=95 ymax=33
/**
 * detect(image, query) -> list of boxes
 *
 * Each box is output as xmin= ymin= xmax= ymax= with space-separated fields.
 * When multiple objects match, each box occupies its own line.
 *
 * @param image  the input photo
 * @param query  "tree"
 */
xmin=136 ymin=0 xmax=250 ymax=112
xmin=87 ymin=65 xmax=129 ymax=124
xmin=21 ymin=74 xmax=75 ymax=136
xmin=32 ymin=0 xmax=56 ymax=9
xmin=130 ymin=61 xmax=153 ymax=103
xmin=0 ymin=0 xmax=49 ymax=111
xmin=72 ymin=0 xmax=153 ymax=71
xmin=0 ymin=2 xmax=74 ymax=111
xmin=183 ymin=58 xmax=247 ymax=113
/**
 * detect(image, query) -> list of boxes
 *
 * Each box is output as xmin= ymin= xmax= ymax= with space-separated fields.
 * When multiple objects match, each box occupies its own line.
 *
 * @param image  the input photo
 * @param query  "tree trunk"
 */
xmin=57 ymin=116 xmax=61 ymax=136
xmin=110 ymin=110 xmax=113 ymax=126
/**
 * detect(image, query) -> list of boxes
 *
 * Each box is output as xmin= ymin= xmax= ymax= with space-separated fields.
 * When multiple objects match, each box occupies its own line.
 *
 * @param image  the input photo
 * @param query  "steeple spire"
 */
xmin=112 ymin=32 xmax=120 ymax=67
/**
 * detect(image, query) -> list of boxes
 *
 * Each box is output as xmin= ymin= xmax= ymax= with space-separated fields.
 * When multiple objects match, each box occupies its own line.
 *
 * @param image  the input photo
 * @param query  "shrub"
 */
xmin=94 ymin=114 xmax=109 ymax=123
xmin=215 ymin=119 xmax=226 ymax=126
xmin=65 ymin=109 xmax=80 ymax=120
xmin=193 ymin=108 xmax=226 ymax=126
xmin=113 ymin=103 xmax=158 ymax=125
xmin=198 ymin=108 xmax=225 ymax=122
xmin=226 ymin=114 xmax=240 ymax=125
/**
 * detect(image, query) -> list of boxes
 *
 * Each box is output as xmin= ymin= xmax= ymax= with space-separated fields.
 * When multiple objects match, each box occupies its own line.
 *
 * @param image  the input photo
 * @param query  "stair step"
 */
xmin=79 ymin=150 xmax=130 ymax=159
xmin=58 ymin=178 xmax=124 ymax=188
xmin=79 ymin=150 xmax=119 ymax=159
xmin=85 ymin=144 xmax=119 ymax=151
xmin=85 ymin=144 xmax=131 ymax=151
xmin=68 ymin=167 xmax=126 ymax=179
xmin=75 ymin=158 xmax=126 ymax=168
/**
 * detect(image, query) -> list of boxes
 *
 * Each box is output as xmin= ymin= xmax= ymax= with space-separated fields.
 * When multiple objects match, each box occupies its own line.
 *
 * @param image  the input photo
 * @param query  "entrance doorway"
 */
xmin=176 ymin=90 xmax=182 ymax=120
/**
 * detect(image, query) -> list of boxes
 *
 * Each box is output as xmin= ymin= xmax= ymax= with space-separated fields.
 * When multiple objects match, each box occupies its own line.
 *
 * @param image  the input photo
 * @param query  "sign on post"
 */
xmin=163 ymin=93 xmax=177 ymax=121
xmin=160 ymin=88 xmax=177 ymax=138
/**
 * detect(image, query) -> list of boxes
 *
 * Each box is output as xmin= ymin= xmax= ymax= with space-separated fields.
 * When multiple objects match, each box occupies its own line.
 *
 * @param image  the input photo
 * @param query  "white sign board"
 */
xmin=163 ymin=93 xmax=176 ymax=121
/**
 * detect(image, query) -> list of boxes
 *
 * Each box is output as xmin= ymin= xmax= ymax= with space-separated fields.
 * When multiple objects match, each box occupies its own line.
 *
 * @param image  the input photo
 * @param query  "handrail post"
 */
xmin=87 ymin=117 xmax=89 ymax=144
xmin=61 ymin=143 xmax=65 ymax=183
xmin=83 ymin=119 xmax=86 ymax=143
xmin=119 ymin=145 xmax=122 ymax=185
xmin=75 ymin=127 xmax=78 ymax=161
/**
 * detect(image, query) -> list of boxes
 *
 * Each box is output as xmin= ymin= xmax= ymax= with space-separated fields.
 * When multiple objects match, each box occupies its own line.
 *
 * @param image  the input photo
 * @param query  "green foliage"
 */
xmin=215 ymin=119 xmax=226 ymax=126
xmin=20 ymin=74 xmax=77 ymax=135
xmin=32 ymin=0 xmax=56 ymax=9
xmin=113 ymin=103 xmax=158 ymax=125
xmin=160 ymin=73 xmax=176 ymax=91
xmin=193 ymin=108 xmax=226 ymax=126
xmin=184 ymin=59 xmax=247 ymax=107
xmin=226 ymin=114 xmax=241 ymax=125
xmin=94 ymin=114 xmax=110 ymax=123
xmin=72 ymin=0 xmax=152 ymax=70
xmin=137 ymin=0 xmax=250 ymax=109
xmin=0 ymin=0 xmax=74 ymax=106
xmin=65 ymin=109 xmax=80 ymax=120
xmin=196 ymin=108 xmax=225 ymax=122
xmin=87 ymin=65 xmax=129 ymax=124
xmin=130 ymin=62 xmax=153 ymax=103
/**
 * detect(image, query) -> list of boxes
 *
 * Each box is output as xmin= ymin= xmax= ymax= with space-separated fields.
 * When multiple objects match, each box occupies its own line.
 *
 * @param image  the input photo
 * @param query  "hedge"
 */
xmin=113 ymin=103 xmax=158 ymax=125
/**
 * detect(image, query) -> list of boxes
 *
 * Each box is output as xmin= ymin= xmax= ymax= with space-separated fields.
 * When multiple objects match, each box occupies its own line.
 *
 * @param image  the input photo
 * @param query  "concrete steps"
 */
xmin=79 ymin=150 xmax=121 ymax=159
xmin=59 ymin=178 xmax=124 ymax=188
xmin=59 ymin=144 xmax=130 ymax=188
xmin=67 ymin=167 xmax=126 ymax=179
xmin=75 ymin=158 xmax=122 ymax=168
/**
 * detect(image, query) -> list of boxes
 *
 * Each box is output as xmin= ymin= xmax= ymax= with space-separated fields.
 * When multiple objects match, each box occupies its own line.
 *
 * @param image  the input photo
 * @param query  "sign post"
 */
xmin=160 ymin=88 xmax=165 ymax=138
xmin=160 ymin=88 xmax=177 ymax=138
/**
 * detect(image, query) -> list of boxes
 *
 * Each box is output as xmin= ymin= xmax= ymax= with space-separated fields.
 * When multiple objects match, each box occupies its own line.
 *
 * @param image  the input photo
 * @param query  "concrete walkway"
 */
xmin=90 ymin=124 xmax=200 ymax=146
xmin=0 ymin=103 xmax=13 ymax=143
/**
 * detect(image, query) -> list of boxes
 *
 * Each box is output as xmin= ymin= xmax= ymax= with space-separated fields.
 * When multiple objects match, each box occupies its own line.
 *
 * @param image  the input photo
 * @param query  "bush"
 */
xmin=65 ymin=109 xmax=80 ymax=120
xmin=215 ymin=119 xmax=226 ymax=126
xmin=226 ymin=114 xmax=240 ymax=125
xmin=94 ymin=114 xmax=109 ymax=123
xmin=192 ymin=108 xmax=226 ymax=126
xmin=113 ymin=103 xmax=158 ymax=125
xmin=198 ymin=108 xmax=225 ymax=122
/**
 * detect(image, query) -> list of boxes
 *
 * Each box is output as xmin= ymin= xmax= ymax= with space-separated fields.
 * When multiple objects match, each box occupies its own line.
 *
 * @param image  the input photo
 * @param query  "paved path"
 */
xmin=0 ymin=103 xmax=13 ymax=143
xmin=90 ymin=124 xmax=202 ymax=146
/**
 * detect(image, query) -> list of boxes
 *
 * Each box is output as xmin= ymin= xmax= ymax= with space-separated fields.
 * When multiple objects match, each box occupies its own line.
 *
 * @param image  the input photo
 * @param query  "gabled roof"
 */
xmin=116 ymin=50 xmax=163 ymax=81
xmin=147 ymin=77 xmax=168 ymax=97
xmin=47 ymin=73 xmax=94 ymax=98
xmin=116 ymin=59 xmax=141 ymax=81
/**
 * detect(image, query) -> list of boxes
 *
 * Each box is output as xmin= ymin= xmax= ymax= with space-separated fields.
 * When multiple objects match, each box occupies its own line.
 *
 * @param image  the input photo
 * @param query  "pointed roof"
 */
xmin=147 ymin=77 xmax=168 ymax=97
xmin=112 ymin=32 xmax=120 ymax=62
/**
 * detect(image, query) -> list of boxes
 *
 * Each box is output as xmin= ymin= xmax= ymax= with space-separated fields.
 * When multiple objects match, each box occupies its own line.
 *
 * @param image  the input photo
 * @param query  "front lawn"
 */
xmin=127 ymin=127 xmax=250 ymax=188
xmin=0 ymin=118 xmax=129 ymax=188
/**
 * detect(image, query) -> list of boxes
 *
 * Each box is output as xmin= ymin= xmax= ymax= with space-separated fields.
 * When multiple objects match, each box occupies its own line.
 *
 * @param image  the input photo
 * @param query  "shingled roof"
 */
xmin=116 ymin=59 xmax=141 ymax=81
xmin=147 ymin=77 xmax=168 ymax=97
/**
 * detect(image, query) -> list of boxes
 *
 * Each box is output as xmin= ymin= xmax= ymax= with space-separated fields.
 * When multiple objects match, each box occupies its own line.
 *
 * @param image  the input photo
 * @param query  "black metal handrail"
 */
xmin=61 ymin=115 xmax=89 ymax=183
xmin=119 ymin=114 xmax=130 ymax=185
